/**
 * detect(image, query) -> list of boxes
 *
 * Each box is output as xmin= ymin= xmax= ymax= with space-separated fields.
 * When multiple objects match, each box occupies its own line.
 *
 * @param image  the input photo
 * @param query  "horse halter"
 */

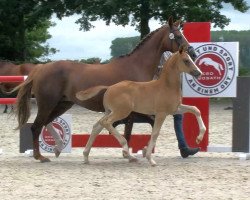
xmin=169 ymin=28 xmax=197 ymax=61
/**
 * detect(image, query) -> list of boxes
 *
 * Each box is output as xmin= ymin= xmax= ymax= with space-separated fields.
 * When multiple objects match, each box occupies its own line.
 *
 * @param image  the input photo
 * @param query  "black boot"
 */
xmin=180 ymin=147 xmax=200 ymax=158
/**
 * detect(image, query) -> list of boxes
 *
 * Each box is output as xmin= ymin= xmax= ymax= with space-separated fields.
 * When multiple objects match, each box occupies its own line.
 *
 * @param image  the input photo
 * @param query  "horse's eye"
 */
xmin=183 ymin=59 xmax=190 ymax=65
xmin=176 ymin=35 xmax=182 ymax=40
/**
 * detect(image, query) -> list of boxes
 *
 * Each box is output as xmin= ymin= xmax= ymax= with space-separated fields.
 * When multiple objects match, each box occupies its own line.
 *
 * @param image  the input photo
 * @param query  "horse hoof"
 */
xmin=122 ymin=151 xmax=126 ymax=158
xmin=129 ymin=157 xmax=138 ymax=163
xmin=40 ymin=157 xmax=51 ymax=163
xmin=54 ymin=149 xmax=61 ymax=158
xmin=142 ymin=147 xmax=147 ymax=157
xmin=196 ymin=135 xmax=203 ymax=144
xmin=122 ymin=150 xmax=129 ymax=158
xmin=83 ymin=160 xmax=90 ymax=164
xmin=151 ymin=163 xmax=157 ymax=167
xmin=83 ymin=154 xmax=90 ymax=164
xmin=150 ymin=160 xmax=157 ymax=167
xmin=196 ymin=138 xmax=201 ymax=144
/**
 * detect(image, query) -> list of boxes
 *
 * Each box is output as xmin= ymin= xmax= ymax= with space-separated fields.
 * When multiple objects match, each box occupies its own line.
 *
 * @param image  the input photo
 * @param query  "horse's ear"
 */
xmin=179 ymin=44 xmax=188 ymax=54
xmin=168 ymin=16 xmax=174 ymax=28
xmin=179 ymin=44 xmax=185 ymax=54
xmin=174 ymin=20 xmax=181 ymax=27
xmin=180 ymin=21 xmax=184 ymax=29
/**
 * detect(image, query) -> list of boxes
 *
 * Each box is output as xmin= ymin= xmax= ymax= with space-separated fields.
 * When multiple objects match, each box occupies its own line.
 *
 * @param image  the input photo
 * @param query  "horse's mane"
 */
xmin=118 ymin=25 xmax=168 ymax=59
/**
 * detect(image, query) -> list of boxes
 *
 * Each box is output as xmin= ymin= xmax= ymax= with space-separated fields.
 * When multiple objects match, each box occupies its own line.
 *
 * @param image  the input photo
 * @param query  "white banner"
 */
xmin=183 ymin=42 xmax=239 ymax=97
xmin=39 ymin=114 xmax=72 ymax=153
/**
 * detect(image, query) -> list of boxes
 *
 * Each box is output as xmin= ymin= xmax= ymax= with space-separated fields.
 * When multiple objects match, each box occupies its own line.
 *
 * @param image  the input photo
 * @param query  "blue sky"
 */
xmin=47 ymin=1 xmax=250 ymax=61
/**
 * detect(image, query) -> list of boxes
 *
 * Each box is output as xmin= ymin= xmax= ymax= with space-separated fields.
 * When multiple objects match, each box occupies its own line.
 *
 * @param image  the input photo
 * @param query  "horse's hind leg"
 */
xmin=31 ymin=100 xmax=73 ymax=162
xmin=31 ymin=113 xmax=52 ymax=162
xmin=45 ymin=101 xmax=74 ymax=157
xmin=3 ymin=105 xmax=7 ymax=113
xmin=113 ymin=115 xmax=134 ymax=158
xmin=101 ymin=112 xmax=137 ymax=163
xmin=124 ymin=115 xmax=134 ymax=143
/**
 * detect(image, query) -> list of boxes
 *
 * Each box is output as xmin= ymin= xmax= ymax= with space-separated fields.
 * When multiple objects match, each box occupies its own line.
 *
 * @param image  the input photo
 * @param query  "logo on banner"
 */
xmin=185 ymin=44 xmax=235 ymax=96
xmin=39 ymin=117 xmax=71 ymax=153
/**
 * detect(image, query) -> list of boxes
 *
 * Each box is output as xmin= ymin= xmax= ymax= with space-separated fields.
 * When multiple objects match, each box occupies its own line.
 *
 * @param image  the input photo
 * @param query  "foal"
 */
xmin=76 ymin=45 xmax=206 ymax=166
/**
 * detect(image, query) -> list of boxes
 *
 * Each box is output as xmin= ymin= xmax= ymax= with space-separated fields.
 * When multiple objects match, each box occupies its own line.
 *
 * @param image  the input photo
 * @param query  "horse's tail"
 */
xmin=76 ymin=85 xmax=109 ymax=101
xmin=14 ymin=78 xmax=33 ymax=129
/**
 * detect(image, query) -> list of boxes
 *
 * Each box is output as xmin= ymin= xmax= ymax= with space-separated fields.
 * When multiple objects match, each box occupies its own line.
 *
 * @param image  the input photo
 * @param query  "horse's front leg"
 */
xmin=124 ymin=116 xmax=133 ymax=144
xmin=144 ymin=113 xmax=167 ymax=166
xmin=175 ymin=104 xmax=206 ymax=144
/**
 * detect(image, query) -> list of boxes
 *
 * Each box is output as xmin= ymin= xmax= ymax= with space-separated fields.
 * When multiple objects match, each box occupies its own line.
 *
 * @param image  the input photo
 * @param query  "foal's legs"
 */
xmin=101 ymin=111 xmax=137 ymax=162
xmin=83 ymin=109 xmax=138 ymax=164
xmin=83 ymin=118 xmax=105 ymax=164
xmin=83 ymin=112 xmax=124 ymax=164
xmin=112 ymin=115 xmax=134 ymax=158
xmin=175 ymin=104 xmax=206 ymax=144
xmin=144 ymin=112 xmax=167 ymax=166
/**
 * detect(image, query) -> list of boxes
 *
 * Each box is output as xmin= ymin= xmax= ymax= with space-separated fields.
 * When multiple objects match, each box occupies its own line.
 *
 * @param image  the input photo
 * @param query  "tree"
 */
xmin=0 ymin=0 xmax=58 ymax=62
xmin=57 ymin=0 xmax=249 ymax=39
xmin=79 ymin=57 xmax=102 ymax=64
xmin=110 ymin=37 xmax=140 ymax=58
xmin=211 ymin=30 xmax=250 ymax=69
xmin=212 ymin=30 xmax=250 ymax=76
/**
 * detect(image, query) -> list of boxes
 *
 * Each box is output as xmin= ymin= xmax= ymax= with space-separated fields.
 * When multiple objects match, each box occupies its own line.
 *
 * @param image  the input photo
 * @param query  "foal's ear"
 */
xmin=168 ymin=16 xmax=174 ymax=28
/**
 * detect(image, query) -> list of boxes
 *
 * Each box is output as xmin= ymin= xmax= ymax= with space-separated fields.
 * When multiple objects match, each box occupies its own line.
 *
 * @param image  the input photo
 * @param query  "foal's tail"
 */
xmin=76 ymin=85 xmax=108 ymax=101
xmin=13 ymin=78 xmax=33 ymax=129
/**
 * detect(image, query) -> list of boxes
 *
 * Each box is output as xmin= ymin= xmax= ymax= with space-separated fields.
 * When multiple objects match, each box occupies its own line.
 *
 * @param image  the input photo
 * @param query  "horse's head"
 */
xmin=175 ymin=45 xmax=202 ymax=78
xmin=164 ymin=16 xmax=197 ymax=61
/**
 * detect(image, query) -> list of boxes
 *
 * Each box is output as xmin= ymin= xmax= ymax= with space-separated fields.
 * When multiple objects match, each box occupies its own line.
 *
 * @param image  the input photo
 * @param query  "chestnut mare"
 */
xmin=0 ymin=61 xmax=35 ymax=113
xmin=14 ymin=17 xmax=197 ymax=162
xmin=76 ymin=45 xmax=206 ymax=166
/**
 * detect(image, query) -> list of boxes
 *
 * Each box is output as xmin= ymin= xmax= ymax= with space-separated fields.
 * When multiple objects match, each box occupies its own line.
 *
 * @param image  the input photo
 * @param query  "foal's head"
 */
xmin=164 ymin=16 xmax=197 ymax=61
xmin=174 ymin=45 xmax=202 ymax=78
